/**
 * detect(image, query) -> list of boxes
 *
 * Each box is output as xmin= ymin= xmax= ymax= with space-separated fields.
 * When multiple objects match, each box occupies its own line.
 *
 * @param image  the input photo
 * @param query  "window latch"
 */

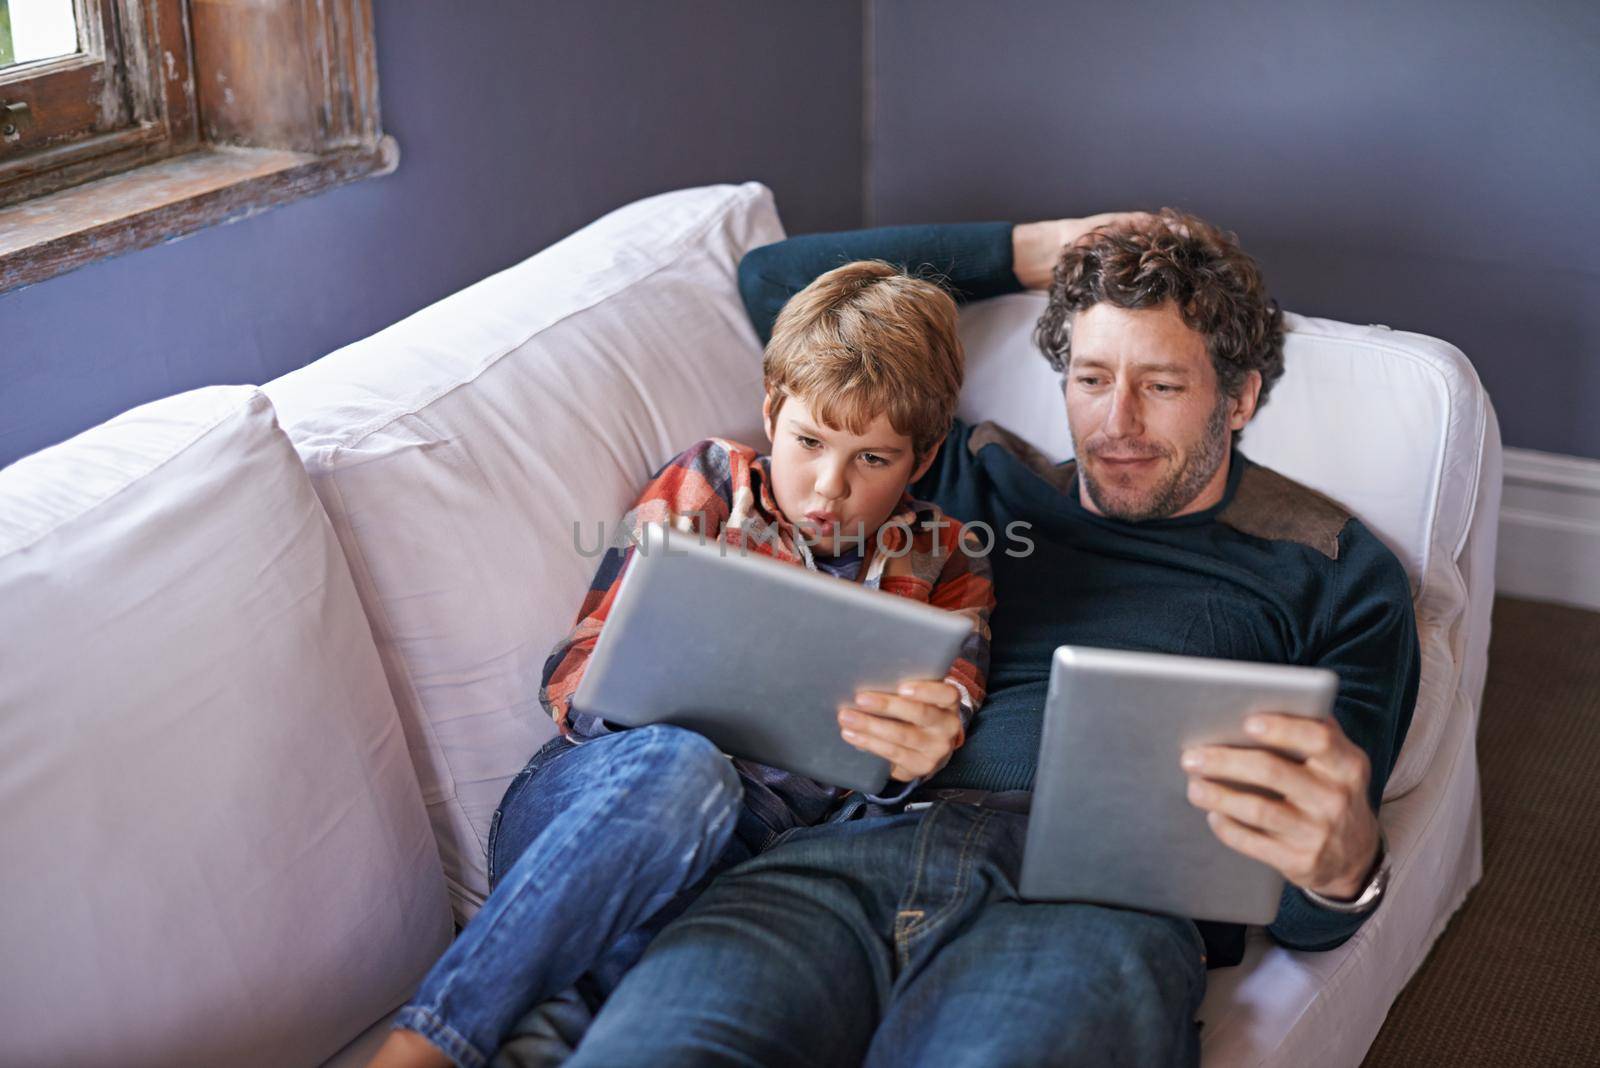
xmin=2 ymin=101 xmax=35 ymax=142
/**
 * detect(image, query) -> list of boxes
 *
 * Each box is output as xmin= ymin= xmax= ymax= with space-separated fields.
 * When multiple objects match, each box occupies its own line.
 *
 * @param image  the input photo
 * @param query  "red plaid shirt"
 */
xmin=540 ymin=437 xmax=994 ymax=800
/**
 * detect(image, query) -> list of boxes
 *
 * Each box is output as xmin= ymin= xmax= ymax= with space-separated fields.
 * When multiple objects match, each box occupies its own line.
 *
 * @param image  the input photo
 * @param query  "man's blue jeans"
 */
xmin=394 ymin=724 xmax=779 ymax=1068
xmin=567 ymin=800 xmax=1209 ymax=1067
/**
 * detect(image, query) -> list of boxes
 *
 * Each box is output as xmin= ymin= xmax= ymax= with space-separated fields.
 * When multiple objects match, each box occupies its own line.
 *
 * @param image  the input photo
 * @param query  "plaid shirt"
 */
xmin=539 ymin=436 xmax=995 ymax=815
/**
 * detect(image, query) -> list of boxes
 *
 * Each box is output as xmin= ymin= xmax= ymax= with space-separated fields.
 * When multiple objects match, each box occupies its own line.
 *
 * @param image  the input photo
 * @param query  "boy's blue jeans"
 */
xmin=394 ymin=724 xmax=780 ymax=1068
xmin=566 ymin=800 xmax=1209 ymax=1067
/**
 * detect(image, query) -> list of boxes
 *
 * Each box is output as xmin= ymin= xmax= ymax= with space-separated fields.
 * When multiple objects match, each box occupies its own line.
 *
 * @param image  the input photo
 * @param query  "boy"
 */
xmin=371 ymin=261 xmax=994 ymax=1068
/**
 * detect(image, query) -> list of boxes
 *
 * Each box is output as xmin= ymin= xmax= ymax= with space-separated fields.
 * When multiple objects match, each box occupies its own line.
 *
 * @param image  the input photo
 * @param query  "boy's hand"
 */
xmin=838 ymin=680 xmax=964 ymax=783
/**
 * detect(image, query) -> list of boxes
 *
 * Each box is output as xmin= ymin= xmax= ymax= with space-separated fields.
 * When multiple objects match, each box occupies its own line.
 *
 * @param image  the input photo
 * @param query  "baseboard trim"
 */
xmin=1496 ymin=447 xmax=1600 ymax=612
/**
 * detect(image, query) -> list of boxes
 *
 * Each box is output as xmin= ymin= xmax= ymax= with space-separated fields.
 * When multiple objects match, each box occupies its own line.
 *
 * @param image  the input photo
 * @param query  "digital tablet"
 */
xmin=570 ymin=523 xmax=973 ymax=794
xmin=1019 ymin=646 xmax=1339 ymax=925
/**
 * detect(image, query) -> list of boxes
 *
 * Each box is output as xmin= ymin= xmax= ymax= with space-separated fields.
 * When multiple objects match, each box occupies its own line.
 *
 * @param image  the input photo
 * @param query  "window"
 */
xmin=0 ymin=0 xmax=392 ymax=293
xmin=0 ymin=1 xmax=80 ymax=68
xmin=1 ymin=0 xmax=195 ymax=208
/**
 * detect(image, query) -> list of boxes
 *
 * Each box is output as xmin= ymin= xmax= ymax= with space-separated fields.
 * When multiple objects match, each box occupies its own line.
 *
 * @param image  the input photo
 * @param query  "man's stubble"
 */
xmin=1075 ymin=393 xmax=1231 ymax=523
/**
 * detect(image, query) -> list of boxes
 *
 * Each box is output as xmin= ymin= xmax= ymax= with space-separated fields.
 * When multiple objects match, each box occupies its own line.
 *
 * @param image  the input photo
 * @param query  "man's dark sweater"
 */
xmin=737 ymin=222 xmax=1421 ymax=965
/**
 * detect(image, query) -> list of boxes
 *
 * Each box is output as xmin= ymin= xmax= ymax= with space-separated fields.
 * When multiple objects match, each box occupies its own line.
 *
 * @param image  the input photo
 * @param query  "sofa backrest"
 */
xmin=0 ymin=386 xmax=450 ymax=1067
xmin=264 ymin=182 xmax=783 ymax=919
xmin=957 ymin=295 xmax=1497 ymax=799
xmin=264 ymin=184 xmax=1493 ymax=929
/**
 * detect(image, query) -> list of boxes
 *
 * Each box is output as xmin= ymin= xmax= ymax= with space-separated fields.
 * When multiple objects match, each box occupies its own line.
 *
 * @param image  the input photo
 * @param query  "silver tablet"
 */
xmin=1020 ymin=646 xmax=1338 ymax=925
xmin=571 ymin=523 xmax=973 ymax=794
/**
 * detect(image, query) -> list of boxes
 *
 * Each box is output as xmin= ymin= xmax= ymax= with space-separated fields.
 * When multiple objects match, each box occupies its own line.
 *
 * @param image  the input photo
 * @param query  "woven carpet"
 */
xmin=1360 ymin=597 xmax=1600 ymax=1066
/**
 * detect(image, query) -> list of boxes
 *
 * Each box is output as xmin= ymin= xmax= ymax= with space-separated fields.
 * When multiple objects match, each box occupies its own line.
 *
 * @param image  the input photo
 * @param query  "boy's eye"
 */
xmin=860 ymin=453 xmax=890 ymax=467
xmin=796 ymin=435 xmax=822 ymax=449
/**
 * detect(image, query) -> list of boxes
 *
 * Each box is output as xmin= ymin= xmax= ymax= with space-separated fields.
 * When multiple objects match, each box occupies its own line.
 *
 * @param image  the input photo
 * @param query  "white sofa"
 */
xmin=0 ymin=182 xmax=1501 ymax=1067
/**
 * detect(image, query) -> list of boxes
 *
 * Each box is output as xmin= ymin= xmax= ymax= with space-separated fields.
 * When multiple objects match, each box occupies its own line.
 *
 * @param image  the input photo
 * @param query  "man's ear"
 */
xmin=1228 ymin=370 xmax=1263 ymax=431
xmin=910 ymin=437 xmax=944 ymax=484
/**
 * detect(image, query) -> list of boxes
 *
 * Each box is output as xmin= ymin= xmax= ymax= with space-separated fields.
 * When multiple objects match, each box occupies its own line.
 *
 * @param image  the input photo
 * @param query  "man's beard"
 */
xmin=1075 ymin=396 xmax=1231 ymax=522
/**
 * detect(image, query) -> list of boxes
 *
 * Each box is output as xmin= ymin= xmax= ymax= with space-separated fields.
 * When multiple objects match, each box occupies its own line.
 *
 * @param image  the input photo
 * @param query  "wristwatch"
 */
xmin=1301 ymin=829 xmax=1390 ymax=914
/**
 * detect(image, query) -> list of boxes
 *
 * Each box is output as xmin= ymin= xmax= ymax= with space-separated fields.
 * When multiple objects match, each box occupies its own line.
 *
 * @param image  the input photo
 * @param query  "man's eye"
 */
xmin=1151 ymin=383 xmax=1183 ymax=395
xmin=1076 ymin=376 xmax=1104 ymax=387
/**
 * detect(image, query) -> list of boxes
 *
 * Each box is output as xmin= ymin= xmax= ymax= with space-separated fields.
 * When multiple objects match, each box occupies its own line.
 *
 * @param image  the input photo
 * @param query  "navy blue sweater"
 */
xmin=737 ymin=223 xmax=1420 ymax=963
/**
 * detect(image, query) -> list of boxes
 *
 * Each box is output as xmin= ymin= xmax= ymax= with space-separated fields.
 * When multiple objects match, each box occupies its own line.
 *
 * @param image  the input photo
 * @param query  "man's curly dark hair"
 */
xmin=1033 ymin=208 xmax=1285 ymax=410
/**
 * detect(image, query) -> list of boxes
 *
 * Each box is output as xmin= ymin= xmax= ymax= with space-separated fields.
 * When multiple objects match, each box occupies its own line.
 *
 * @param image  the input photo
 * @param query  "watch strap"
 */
xmin=1300 ymin=828 xmax=1389 ymax=914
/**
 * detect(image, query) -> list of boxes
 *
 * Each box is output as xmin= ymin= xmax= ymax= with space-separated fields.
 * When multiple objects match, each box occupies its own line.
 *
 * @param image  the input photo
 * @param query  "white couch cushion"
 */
xmin=264 ymin=182 xmax=784 ymax=918
xmin=956 ymin=295 xmax=1490 ymax=799
xmin=0 ymin=386 xmax=451 ymax=1067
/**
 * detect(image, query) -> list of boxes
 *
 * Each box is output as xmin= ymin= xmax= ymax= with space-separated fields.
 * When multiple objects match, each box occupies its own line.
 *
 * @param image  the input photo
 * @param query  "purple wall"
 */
xmin=0 ymin=1 xmax=865 ymax=468
xmin=8 ymin=2 xmax=1594 ymax=466
xmin=867 ymin=0 xmax=1600 ymax=459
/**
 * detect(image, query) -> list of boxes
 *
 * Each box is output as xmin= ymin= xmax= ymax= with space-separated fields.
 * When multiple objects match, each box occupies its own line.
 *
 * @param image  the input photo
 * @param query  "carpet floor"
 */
xmin=1360 ymin=597 xmax=1600 ymax=1066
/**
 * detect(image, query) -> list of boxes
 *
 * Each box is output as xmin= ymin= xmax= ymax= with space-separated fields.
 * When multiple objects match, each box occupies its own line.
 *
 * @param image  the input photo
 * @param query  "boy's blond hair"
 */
xmin=764 ymin=260 xmax=963 ymax=459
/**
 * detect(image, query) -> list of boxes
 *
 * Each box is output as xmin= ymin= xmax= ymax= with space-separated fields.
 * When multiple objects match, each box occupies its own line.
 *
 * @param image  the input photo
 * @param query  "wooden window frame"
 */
xmin=0 ymin=0 xmax=196 ymax=207
xmin=0 ymin=0 xmax=393 ymax=294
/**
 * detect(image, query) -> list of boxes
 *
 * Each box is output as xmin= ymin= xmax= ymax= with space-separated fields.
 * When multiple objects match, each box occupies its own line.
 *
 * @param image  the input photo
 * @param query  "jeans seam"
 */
xmin=394 ymin=1005 xmax=488 ymax=1068
xmin=487 ymin=737 xmax=574 ymax=885
xmin=487 ymin=770 xmax=532 ymax=887
xmin=423 ymin=732 xmax=696 ymax=1048
xmin=485 ymin=807 xmax=503 ymax=887
xmin=1175 ymin=918 xmax=1208 ymax=974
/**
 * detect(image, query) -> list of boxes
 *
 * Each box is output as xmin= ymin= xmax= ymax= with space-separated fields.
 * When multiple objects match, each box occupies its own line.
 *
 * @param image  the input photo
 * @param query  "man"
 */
xmin=556 ymin=210 xmax=1418 ymax=1067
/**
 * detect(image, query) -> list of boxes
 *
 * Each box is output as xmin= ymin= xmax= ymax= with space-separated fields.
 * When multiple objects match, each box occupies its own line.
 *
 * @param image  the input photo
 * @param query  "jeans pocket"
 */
xmin=486 ymin=806 xmax=506 ymax=888
xmin=1171 ymin=917 xmax=1210 ymax=997
xmin=1185 ymin=917 xmax=1208 ymax=963
xmin=487 ymin=734 xmax=573 ymax=886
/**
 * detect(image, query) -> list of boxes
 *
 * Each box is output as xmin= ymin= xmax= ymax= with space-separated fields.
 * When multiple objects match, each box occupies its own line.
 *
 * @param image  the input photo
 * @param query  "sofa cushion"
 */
xmin=264 ymin=182 xmax=784 ymax=918
xmin=0 ymin=386 xmax=451 ymax=1067
xmin=955 ymin=295 xmax=1491 ymax=800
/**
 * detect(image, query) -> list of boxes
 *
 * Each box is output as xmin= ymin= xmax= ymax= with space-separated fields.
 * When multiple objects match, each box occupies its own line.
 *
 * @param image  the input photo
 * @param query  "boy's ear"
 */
xmin=909 ymin=437 xmax=944 ymax=484
xmin=761 ymin=394 xmax=776 ymax=443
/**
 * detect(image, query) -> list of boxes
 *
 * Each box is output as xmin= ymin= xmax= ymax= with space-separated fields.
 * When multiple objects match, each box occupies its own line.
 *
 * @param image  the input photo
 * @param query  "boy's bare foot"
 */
xmin=364 ymin=1028 xmax=455 ymax=1068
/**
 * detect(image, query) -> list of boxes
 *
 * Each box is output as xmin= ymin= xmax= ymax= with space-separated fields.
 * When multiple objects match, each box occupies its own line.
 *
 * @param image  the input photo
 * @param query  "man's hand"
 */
xmin=838 ymin=680 xmax=963 ymax=783
xmin=1181 ymin=713 xmax=1381 ymax=901
xmin=1011 ymin=212 xmax=1160 ymax=289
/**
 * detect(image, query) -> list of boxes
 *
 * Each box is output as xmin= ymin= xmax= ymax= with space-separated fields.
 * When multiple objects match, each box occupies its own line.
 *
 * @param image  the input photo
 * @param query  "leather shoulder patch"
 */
xmin=1218 ymin=464 xmax=1351 ymax=560
xmin=968 ymin=420 xmax=1078 ymax=495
